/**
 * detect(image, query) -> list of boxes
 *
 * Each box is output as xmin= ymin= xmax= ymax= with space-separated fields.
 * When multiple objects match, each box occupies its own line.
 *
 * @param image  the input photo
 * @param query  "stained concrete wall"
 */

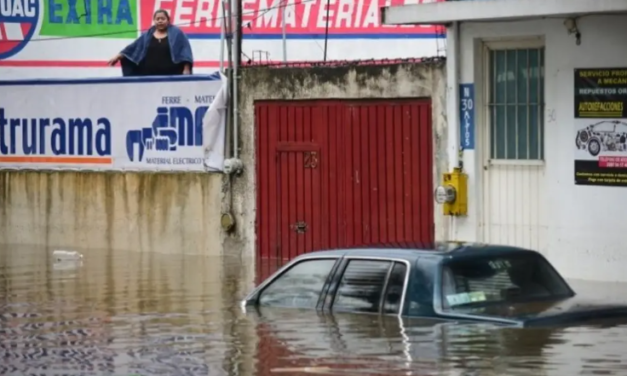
xmin=226 ymin=60 xmax=449 ymax=259
xmin=0 ymin=172 xmax=224 ymax=255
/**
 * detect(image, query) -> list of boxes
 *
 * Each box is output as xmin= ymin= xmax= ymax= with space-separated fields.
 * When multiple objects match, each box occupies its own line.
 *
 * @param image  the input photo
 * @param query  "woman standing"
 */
xmin=108 ymin=9 xmax=193 ymax=76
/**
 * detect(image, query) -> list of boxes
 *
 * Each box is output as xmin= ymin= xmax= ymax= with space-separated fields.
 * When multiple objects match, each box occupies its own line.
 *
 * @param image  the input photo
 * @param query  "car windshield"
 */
xmin=440 ymin=253 xmax=573 ymax=309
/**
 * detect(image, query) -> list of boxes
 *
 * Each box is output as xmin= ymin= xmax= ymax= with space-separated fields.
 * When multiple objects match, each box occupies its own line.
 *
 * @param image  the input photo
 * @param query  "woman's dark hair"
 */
xmin=153 ymin=9 xmax=170 ymax=21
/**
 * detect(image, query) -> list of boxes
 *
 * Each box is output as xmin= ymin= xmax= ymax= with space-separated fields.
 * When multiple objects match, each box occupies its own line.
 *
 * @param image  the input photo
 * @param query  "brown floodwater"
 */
xmin=2 ymin=245 xmax=627 ymax=376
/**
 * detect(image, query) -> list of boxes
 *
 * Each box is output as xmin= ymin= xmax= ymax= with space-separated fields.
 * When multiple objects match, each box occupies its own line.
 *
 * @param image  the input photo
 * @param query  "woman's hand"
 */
xmin=107 ymin=53 xmax=122 ymax=66
xmin=183 ymin=64 xmax=191 ymax=74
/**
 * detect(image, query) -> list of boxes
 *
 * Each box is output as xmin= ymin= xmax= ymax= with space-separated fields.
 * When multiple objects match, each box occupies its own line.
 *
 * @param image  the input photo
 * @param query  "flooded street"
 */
xmin=2 ymin=245 xmax=627 ymax=376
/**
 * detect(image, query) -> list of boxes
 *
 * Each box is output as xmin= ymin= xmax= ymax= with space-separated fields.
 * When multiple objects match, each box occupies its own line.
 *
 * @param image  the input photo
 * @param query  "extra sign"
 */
xmin=459 ymin=83 xmax=475 ymax=150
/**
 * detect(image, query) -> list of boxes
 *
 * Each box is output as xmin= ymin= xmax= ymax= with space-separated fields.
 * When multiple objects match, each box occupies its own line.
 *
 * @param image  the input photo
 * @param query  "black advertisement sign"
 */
xmin=574 ymin=68 xmax=627 ymax=186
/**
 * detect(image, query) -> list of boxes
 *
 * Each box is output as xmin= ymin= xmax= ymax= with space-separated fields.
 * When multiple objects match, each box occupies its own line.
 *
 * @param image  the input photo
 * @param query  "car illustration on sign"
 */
xmin=575 ymin=120 xmax=627 ymax=157
xmin=242 ymin=243 xmax=627 ymax=327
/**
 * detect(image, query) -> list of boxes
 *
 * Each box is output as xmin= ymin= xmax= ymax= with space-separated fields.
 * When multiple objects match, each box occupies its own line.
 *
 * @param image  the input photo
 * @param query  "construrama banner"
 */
xmin=0 ymin=75 xmax=224 ymax=171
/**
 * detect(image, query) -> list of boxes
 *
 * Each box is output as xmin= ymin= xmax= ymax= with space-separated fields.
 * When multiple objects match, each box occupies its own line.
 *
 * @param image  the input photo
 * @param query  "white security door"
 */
xmin=481 ymin=43 xmax=547 ymax=252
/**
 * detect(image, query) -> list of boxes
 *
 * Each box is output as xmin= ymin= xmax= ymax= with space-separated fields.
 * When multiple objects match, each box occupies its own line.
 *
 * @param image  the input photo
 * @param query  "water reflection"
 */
xmin=0 ymin=245 xmax=244 ymax=376
xmin=1 ymin=246 xmax=627 ymax=375
xmin=251 ymin=308 xmax=627 ymax=376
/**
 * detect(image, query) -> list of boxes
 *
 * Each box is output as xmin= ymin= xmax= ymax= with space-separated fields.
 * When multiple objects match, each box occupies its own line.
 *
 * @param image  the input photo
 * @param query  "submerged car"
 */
xmin=242 ymin=243 xmax=627 ymax=327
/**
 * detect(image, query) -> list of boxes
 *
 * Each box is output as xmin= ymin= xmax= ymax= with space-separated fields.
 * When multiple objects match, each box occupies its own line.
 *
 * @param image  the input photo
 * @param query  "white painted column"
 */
xmin=445 ymin=22 xmax=461 ymax=241
xmin=446 ymin=21 xmax=461 ymax=172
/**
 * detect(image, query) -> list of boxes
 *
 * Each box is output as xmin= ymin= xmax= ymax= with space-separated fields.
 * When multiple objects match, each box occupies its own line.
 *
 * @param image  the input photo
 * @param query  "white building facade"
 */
xmin=383 ymin=0 xmax=627 ymax=282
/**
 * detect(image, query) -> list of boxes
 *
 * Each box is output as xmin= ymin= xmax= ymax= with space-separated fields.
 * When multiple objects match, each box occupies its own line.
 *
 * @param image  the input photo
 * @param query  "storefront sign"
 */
xmin=42 ymin=0 xmax=138 ymax=39
xmin=574 ymin=68 xmax=627 ymax=186
xmin=144 ymin=0 xmax=444 ymax=38
xmin=0 ymin=73 xmax=226 ymax=172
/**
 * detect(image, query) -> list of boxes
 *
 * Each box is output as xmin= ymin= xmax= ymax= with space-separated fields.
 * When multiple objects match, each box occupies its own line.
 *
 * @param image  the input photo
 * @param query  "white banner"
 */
xmin=0 ymin=73 xmax=227 ymax=172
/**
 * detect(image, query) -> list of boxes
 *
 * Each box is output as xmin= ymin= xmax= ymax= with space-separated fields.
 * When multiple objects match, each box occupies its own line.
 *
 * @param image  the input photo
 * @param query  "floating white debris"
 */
xmin=52 ymin=260 xmax=84 ymax=271
xmin=52 ymin=250 xmax=84 ymax=262
xmin=271 ymin=367 xmax=333 ymax=374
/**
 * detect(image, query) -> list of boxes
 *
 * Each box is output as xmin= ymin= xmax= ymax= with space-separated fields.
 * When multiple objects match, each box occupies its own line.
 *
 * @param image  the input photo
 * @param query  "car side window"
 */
xmin=258 ymin=259 xmax=337 ymax=308
xmin=405 ymin=265 xmax=435 ymax=316
xmin=332 ymin=260 xmax=392 ymax=313
xmin=383 ymin=262 xmax=407 ymax=314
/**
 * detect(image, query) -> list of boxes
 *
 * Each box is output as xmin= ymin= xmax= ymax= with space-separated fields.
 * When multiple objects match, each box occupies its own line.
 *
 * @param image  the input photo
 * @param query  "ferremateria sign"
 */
xmin=574 ymin=68 xmax=627 ymax=186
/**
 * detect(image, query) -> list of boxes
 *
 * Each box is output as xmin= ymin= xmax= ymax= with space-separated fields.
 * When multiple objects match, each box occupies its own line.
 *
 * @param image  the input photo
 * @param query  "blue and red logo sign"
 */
xmin=0 ymin=0 xmax=39 ymax=59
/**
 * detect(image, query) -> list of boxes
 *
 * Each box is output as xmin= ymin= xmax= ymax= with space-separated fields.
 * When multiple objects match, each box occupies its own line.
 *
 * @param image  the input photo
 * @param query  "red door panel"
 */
xmin=276 ymin=146 xmax=321 ymax=262
xmin=255 ymin=98 xmax=434 ymax=280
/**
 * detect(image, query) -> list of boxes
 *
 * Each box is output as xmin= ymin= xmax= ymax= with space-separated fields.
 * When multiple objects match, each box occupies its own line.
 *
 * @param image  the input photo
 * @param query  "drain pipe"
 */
xmin=281 ymin=2 xmax=287 ymax=63
xmin=224 ymin=0 xmax=244 ymax=175
xmin=223 ymin=0 xmax=233 ymax=158
xmin=219 ymin=13 xmax=225 ymax=74
xmin=220 ymin=0 xmax=236 ymax=233
xmin=232 ymin=0 xmax=240 ymax=160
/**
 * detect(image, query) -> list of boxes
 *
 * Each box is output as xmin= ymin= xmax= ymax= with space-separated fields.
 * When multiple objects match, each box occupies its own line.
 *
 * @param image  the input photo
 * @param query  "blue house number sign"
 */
xmin=459 ymin=83 xmax=475 ymax=150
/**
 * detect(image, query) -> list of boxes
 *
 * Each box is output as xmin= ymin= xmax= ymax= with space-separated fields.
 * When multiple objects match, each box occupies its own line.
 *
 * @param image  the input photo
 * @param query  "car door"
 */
xmin=324 ymin=257 xmax=410 ymax=315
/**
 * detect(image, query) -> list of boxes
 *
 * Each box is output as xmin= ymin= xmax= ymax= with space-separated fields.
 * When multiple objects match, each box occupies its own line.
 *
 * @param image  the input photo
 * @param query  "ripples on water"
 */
xmin=1 ymin=245 xmax=627 ymax=376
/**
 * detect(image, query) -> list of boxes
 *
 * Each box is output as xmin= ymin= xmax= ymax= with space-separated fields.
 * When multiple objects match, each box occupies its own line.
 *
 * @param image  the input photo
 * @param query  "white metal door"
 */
xmin=481 ymin=42 xmax=547 ymax=252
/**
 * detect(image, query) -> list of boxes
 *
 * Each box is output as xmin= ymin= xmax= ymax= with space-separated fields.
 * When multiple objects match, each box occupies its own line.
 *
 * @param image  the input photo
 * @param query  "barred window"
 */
xmin=489 ymin=48 xmax=545 ymax=160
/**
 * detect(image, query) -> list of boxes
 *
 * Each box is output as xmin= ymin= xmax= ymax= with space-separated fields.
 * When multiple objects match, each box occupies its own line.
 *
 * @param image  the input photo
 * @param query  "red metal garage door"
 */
xmin=255 ymin=99 xmax=434 ymax=279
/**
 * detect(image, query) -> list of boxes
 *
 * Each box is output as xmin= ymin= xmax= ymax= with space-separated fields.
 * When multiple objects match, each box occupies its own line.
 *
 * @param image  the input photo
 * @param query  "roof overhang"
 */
xmin=381 ymin=0 xmax=627 ymax=26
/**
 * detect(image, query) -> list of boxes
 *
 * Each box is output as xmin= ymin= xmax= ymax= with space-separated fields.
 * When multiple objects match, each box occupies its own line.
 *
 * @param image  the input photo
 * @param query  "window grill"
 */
xmin=488 ymin=48 xmax=545 ymax=160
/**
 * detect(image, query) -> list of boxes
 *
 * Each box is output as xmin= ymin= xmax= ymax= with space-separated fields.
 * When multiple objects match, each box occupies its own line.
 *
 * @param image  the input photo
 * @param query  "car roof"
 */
xmin=292 ymin=241 xmax=541 ymax=262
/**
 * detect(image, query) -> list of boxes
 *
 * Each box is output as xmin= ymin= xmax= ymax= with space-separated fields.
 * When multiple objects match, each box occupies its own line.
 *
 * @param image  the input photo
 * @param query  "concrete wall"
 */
xmin=0 ymin=171 xmax=224 ymax=256
xmin=227 ymin=61 xmax=449 ymax=259
xmin=450 ymin=15 xmax=627 ymax=282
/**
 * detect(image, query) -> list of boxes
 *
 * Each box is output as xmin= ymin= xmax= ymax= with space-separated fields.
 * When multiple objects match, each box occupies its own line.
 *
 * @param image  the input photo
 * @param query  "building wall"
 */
xmin=451 ymin=15 xmax=627 ymax=282
xmin=227 ymin=61 xmax=448 ymax=260
xmin=0 ymin=172 xmax=224 ymax=255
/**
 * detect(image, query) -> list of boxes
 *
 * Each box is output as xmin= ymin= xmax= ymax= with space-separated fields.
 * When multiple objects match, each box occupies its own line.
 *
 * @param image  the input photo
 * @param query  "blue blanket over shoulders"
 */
xmin=119 ymin=25 xmax=193 ymax=76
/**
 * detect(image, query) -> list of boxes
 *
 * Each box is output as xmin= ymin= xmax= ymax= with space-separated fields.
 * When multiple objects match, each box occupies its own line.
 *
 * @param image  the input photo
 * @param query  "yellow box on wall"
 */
xmin=441 ymin=168 xmax=468 ymax=216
